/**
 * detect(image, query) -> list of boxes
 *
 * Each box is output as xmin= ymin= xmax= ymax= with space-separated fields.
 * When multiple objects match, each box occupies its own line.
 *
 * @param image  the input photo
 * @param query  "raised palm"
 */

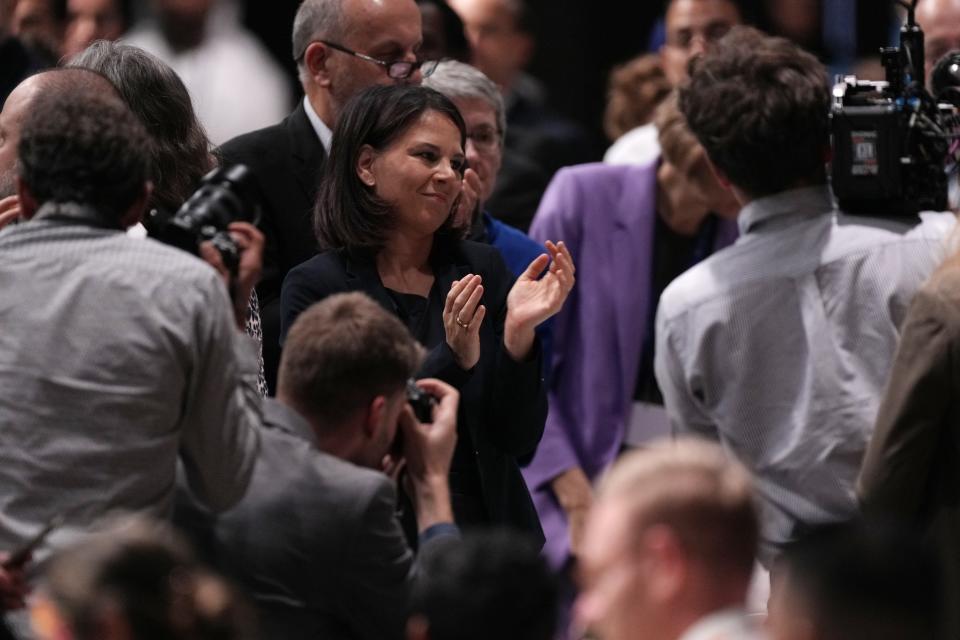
xmin=506 ymin=240 xmax=576 ymax=331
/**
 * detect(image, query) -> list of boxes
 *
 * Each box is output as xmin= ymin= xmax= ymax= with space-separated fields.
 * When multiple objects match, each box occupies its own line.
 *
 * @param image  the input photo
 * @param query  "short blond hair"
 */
xmin=598 ymin=438 xmax=757 ymax=576
xmin=654 ymin=92 xmax=704 ymax=173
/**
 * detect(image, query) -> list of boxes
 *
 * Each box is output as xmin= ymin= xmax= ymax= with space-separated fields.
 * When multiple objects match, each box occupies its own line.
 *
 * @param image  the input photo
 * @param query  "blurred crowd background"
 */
xmin=4 ymin=0 xmax=906 ymax=149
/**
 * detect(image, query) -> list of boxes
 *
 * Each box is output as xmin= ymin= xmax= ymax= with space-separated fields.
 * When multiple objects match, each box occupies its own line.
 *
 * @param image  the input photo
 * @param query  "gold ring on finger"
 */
xmin=455 ymin=315 xmax=469 ymax=329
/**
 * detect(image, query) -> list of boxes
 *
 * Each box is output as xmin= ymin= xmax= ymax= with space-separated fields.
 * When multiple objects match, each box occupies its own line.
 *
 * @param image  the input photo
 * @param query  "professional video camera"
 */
xmin=831 ymin=0 xmax=960 ymax=217
xmin=149 ymin=164 xmax=261 ymax=276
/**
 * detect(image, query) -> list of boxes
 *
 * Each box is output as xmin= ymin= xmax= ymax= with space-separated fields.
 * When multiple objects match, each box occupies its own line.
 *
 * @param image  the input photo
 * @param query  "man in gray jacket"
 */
xmin=186 ymin=291 xmax=461 ymax=640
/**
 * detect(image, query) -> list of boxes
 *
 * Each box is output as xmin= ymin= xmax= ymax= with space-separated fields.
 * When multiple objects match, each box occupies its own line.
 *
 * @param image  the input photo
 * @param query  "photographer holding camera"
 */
xmin=177 ymin=292 xmax=461 ymax=640
xmin=0 ymin=68 xmax=262 ymax=570
xmin=654 ymin=26 xmax=956 ymax=565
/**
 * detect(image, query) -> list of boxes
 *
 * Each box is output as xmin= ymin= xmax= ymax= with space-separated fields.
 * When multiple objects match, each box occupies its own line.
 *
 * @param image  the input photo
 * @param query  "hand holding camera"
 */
xmin=397 ymin=378 xmax=459 ymax=531
xmin=399 ymin=378 xmax=459 ymax=487
xmin=199 ymin=222 xmax=264 ymax=329
xmin=150 ymin=165 xmax=264 ymax=328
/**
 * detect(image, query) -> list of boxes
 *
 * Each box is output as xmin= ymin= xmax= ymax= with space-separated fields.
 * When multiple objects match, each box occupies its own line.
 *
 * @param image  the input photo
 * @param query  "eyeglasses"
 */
xmin=313 ymin=40 xmax=439 ymax=80
xmin=466 ymin=125 xmax=502 ymax=151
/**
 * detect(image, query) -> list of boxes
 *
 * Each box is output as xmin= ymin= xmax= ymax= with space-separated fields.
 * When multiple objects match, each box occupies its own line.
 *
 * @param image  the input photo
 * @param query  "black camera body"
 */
xmin=830 ymin=0 xmax=957 ymax=217
xmin=149 ymin=164 xmax=260 ymax=274
xmin=390 ymin=381 xmax=437 ymax=462
xmin=406 ymin=379 xmax=436 ymax=423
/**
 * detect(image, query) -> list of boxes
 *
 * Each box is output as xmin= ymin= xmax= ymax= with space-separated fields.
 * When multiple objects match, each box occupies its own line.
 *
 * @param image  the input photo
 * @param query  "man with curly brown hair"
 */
xmin=655 ymin=26 xmax=956 ymax=565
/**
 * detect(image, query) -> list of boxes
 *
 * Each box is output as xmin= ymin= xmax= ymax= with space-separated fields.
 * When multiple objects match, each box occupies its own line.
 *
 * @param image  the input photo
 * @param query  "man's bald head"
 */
xmin=1 ymin=76 xmax=41 ymax=198
xmin=15 ymin=67 xmax=152 ymax=224
xmin=292 ymin=0 xmax=423 ymax=127
xmin=1 ymin=69 xmax=120 ymax=199
xmin=916 ymin=0 xmax=960 ymax=85
xmin=292 ymin=0 xmax=345 ymax=69
xmin=23 ymin=66 xmax=118 ymax=97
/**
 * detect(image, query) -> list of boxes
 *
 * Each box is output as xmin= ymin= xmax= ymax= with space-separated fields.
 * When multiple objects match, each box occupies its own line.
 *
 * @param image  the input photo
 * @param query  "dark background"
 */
xmin=240 ymin=0 xmax=900 ymax=149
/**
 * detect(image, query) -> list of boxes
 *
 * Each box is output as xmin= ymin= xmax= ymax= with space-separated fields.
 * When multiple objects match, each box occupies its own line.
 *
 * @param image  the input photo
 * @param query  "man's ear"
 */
xmin=118 ymin=181 xmax=153 ymax=229
xmin=362 ymin=394 xmax=389 ymax=440
xmin=703 ymin=154 xmax=731 ymax=190
xmin=304 ymin=41 xmax=334 ymax=88
xmin=15 ymin=176 xmax=38 ymax=220
xmin=405 ymin=615 xmax=431 ymax=640
xmin=357 ymin=145 xmax=378 ymax=188
xmin=641 ymin=525 xmax=687 ymax=604
xmin=703 ymin=154 xmax=753 ymax=207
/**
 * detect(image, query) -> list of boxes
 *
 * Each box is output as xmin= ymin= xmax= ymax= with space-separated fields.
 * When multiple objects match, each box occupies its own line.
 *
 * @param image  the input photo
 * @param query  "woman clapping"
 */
xmin=281 ymin=85 xmax=574 ymax=540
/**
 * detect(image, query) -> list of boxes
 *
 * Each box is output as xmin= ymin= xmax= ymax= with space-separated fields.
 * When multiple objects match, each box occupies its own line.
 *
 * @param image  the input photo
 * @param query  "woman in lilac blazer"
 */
xmin=522 ymin=94 xmax=741 ymax=568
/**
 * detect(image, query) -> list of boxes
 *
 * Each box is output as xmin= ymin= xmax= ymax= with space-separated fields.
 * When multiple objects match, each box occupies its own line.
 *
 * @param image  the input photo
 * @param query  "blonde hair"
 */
xmin=598 ymin=438 xmax=757 ymax=575
xmin=654 ymin=92 xmax=704 ymax=173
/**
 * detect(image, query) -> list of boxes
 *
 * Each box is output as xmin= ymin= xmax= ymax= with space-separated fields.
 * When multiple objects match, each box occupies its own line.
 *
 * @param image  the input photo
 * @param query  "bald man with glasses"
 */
xmin=220 ymin=0 xmax=452 ymax=396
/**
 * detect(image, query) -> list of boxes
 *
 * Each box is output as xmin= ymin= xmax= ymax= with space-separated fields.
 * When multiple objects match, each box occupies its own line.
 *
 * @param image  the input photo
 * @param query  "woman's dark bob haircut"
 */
xmin=314 ymin=84 xmax=467 ymax=252
xmin=68 ymin=40 xmax=215 ymax=216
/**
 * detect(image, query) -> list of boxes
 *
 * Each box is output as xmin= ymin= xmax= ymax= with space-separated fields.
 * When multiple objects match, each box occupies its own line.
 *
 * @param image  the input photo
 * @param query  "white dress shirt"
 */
xmin=125 ymin=21 xmax=292 ymax=145
xmin=604 ymin=123 xmax=661 ymax=166
xmin=655 ymin=185 xmax=955 ymax=563
xmin=302 ymin=95 xmax=333 ymax=154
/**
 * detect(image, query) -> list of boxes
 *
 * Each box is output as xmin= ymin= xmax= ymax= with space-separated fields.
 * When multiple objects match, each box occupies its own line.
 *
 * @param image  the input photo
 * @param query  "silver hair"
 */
xmin=292 ymin=0 xmax=346 ymax=86
xmin=423 ymin=60 xmax=506 ymax=141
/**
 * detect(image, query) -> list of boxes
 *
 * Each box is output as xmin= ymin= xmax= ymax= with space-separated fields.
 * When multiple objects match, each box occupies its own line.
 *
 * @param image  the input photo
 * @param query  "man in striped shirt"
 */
xmin=655 ymin=27 xmax=955 ymax=563
xmin=0 ymin=68 xmax=263 ymax=577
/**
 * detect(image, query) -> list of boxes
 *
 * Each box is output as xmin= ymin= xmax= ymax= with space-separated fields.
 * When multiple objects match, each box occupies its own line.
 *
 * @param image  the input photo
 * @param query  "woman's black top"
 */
xmin=385 ymin=285 xmax=487 ymax=524
xmin=279 ymin=240 xmax=547 ymax=544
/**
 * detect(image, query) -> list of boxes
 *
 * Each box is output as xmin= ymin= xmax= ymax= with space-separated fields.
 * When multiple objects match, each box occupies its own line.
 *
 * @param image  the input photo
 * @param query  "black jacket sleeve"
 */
xmin=480 ymin=248 xmax=548 ymax=457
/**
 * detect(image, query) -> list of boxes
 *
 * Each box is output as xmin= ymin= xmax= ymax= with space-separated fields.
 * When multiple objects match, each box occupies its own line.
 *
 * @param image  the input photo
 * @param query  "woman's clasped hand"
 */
xmin=443 ymin=240 xmax=575 ymax=370
xmin=444 ymin=274 xmax=487 ymax=370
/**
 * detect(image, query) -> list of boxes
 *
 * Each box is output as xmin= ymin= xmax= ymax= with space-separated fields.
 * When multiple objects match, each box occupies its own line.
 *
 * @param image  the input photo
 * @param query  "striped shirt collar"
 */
xmin=737 ymin=185 xmax=836 ymax=236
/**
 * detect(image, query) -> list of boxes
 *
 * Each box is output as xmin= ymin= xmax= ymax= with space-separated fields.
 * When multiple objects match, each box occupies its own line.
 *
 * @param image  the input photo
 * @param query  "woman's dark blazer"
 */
xmin=280 ymin=240 xmax=547 ymax=544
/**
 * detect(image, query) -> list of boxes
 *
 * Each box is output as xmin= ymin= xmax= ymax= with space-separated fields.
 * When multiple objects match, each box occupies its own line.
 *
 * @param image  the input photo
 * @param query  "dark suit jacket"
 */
xmin=180 ymin=399 xmax=455 ymax=640
xmin=504 ymin=84 xmax=599 ymax=180
xmin=219 ymin=103 xmax=325 ymax=394
xmin=280 ymin=241 xmax=547 ymax=544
